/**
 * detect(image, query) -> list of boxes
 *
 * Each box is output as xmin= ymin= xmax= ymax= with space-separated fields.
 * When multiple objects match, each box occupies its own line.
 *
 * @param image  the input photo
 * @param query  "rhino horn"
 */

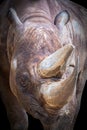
xmin=7 ymin=8 xmax=23 ymax=26
xmin=38 ymin=44 xmax=74 ymax=78
xmin=40 ymin=52 xmax=78 ymax=108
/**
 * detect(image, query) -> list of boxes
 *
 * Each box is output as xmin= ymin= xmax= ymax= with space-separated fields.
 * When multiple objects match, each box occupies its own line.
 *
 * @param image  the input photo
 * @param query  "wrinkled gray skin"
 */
xmin=0 ymin=0 xmax=87 ymax=130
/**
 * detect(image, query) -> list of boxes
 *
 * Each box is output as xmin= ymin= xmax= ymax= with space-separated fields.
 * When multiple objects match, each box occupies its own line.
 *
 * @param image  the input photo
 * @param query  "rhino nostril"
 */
xmin=69 ymin=64 xmax=75 ymax=68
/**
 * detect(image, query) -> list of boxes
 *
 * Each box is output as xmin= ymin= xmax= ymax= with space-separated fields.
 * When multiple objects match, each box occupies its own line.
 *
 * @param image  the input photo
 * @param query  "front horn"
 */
xmin=38 ymin=44 xmax=74 ymax=78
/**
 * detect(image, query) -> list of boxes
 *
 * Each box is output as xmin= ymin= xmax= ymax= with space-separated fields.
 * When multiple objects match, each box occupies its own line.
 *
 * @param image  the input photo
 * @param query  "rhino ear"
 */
xmin=54 ymin=10 xmax=70 ymax=28
xmin=7 ymin=8 xmax=23 ymax=27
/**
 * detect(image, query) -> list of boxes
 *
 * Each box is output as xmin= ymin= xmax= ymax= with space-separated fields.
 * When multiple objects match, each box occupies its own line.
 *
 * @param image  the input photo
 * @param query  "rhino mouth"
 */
xmin=38 ymin=44 xmax=78 ymax=109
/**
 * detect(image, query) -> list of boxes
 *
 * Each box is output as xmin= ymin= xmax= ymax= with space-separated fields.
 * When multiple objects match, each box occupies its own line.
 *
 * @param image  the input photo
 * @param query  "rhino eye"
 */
xmin=16 ymin=72 xmax=30 ymax=88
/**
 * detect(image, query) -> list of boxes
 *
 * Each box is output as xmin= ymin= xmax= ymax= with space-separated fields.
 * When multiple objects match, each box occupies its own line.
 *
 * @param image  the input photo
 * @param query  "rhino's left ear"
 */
xmin=7 ymin=8 xmax=23 ymax=27
xmin=54 ymin=10 xmax=70 ymax=28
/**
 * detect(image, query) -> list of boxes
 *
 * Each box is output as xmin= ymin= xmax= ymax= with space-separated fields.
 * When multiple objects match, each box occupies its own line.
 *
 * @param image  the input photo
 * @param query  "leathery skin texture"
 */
xmin=0 ymin=0 xmax=87 ymax=130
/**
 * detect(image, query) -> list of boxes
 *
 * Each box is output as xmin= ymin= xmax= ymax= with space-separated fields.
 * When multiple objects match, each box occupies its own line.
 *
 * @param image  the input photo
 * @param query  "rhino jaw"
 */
xmin=40 ymin=48 xmax=78 ymax=109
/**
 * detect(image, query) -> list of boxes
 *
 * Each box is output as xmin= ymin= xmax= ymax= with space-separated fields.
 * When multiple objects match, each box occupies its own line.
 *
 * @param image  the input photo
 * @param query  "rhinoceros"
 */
xmin=0 ymin=0 xmax=87 ymax=130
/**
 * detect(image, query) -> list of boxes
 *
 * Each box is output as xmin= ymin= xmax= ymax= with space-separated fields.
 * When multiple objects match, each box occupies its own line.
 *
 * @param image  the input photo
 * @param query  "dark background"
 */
xmin=0 ymin=0 xmax=87 ymax=130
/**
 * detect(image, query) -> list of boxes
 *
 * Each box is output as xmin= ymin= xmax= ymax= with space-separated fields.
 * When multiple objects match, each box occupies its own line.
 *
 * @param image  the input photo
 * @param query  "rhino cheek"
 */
xmin=11 ymin=58 xmax=17 ymax=71
xmin=10 ymin=58 xmax=18 ymax=97
xmin=10 ymin=71 xmax=18 ymax=98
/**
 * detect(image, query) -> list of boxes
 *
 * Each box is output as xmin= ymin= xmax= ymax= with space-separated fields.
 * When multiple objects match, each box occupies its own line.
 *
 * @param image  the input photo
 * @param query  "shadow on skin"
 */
xmin=0 ymin=98 xmax=43 ymax=130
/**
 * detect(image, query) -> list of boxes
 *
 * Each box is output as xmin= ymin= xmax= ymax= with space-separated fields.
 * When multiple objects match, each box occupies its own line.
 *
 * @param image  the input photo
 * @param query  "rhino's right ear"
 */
xmin=54 ymin=10 xmax=70 ymax=29
xmin=7 ymin=8 xmax=23 ymax=27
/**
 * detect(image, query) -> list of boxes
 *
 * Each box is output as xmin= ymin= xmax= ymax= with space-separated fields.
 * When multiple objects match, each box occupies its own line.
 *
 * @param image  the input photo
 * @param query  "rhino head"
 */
xmin=7 ymin=8 xmax=87 ymax=129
